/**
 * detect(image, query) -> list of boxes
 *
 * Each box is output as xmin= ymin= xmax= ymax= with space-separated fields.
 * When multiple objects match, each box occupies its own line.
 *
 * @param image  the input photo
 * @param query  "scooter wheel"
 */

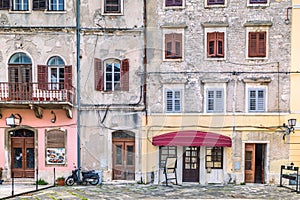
xmin=65 ymin=177 xmax=75 ymax=186
xmin=89 ymin=177 xmax=99 ymax=185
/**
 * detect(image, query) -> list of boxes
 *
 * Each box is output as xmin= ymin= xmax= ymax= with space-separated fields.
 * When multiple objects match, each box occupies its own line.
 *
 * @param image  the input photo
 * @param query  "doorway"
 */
xmin=11 ymin=129 xmax=35 ymax=178
xmin=112 ymin=131 xmax=135 ymax=180
xmin=245 ymin=143 xmax=266 ymax=183
xmin=183 ymin=146 xmax=200 ymax=182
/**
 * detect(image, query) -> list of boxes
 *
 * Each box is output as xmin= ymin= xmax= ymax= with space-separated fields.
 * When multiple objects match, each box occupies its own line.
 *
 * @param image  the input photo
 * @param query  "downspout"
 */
xmin=76 ymin=0 xmax=81 ymax=179
xmin=143 ymin=0 xmax=148 ymax=184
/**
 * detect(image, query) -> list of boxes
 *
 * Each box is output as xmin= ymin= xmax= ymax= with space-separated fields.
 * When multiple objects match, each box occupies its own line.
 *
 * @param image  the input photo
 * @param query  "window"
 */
xmin=207 ymin=32 xmax=224 ymax=58
xmin=206 ymin=88 xmax=224 ymax=113
xmin=32 ymin=0 xmax=46 ymax=10
xmin=0 ymin=0 xmax=10 ymax=9
xmin=159 ymin=146 xmax=177 ymax=168
xmin=94 ymin=58 xmax=129 ymax=92
xmin=165 ymin=89 xmax=181 ymax=112
xmin=207 ymin=0 xmax=224 ymax=5
xmin=249 ymin=0 xmax=267 ymax=4
xmin=13 ymin=0 xmax=29 ymax=11
xmin=37 ymin=56 xmax=72 ymax=90
xmin=165 ymin=0 xmax=182 ymax=7
xmin=49 ymin=0 xmax=64 ymax=11
xmin=248 ymin=88 xmax=265 ymax=112
xmin=104 ymin=0 xmax=121 ymax=14
xmin=248 ymin=32 xmax=266 ymax=57
xmin=45 ymin=129 xmax=67 ymax=165
xmin=165 ymin=33 xmax=182 ymax=59
xmin=206 ymin=147 xmax=223 ymax=169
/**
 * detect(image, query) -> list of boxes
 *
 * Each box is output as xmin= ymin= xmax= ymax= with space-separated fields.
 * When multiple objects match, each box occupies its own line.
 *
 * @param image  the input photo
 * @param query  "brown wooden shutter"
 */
xmin=121 ymin=59 xmax=129 ymax=91
xmin=174 ymin=33 xmax=182 ymax=58
xmin=37 ymin=65 xmax=47 ymax=90
xmin=32 ymin=0 xmax=47 ymax=10
xmin=207 ymin=32 xmax=216 ymax=57
xmin=64 ymin=65 xmax=72 ymax=90
xmin=165 ymin=34 xmax=173 ymax=59
xmin=216 ymin=32 xmax=224 ymax=57
xmin=94 ymin=58 xmax=103 ymax=91
xmin=258 ymin=32 xmax=266 ymax=57
xmin=0 ymin=0 xmax=10 ymax=9
xmin=248 ymin=32 xmax=257 ymax=57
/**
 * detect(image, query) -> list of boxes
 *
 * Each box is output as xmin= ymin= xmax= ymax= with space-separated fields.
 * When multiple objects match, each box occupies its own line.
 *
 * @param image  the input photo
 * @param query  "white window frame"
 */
xmin=163 ymin=0 xmax=185 ymax=10
xmin=246 ymin=85 xmax=267 ymax=113
xmin=204 ymin=27 xmax=227 ymax=60
xmin=102 ymin=0 xmax=124 ymax=16
xmin=245 ymin=26 xmax=269 ymax=60
xmin=12 ymin=0 xmax=29 ymax=11
xmin=103 ymin=59 xmax=121 ymax=91
xmin=247 ymin=0 xmax=270 ymax=7
xmin=204 ymin=83 xmax=226 ymax=113
xmin=204 ymin=0 xmax=227 ymax=8
xmin=48 ymin=0 xmax=64 ymax=11
xmin=162 ymin=27 xmax=185 ymax=62
xmin=165 ymin=89 xmax=182 ymax=113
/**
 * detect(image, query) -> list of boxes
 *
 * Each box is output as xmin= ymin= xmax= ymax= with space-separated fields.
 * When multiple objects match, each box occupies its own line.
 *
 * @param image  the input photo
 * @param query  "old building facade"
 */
xmin=0 ymin=1 xmax=77 ymax=182
xmin=143 ymin=0 xmax=293 ymax=185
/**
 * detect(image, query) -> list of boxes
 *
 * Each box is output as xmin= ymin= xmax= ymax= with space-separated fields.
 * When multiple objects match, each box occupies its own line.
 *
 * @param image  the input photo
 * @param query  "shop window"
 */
xmin=206 ymin=147 xmax=223 ymax=169
xmin=159 ymin=146 xmax=177 ymax=168
xmin=45 ymin=129 xmax=67 ymax=165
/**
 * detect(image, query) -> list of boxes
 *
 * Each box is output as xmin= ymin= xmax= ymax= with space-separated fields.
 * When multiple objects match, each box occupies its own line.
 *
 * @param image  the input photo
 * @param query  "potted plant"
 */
xmin=56 ymin=176 xmax=65 ymax=186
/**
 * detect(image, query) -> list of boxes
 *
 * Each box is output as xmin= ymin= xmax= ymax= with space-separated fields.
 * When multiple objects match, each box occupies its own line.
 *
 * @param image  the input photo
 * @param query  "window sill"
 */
xmin=247 ymin=4 xmax=269 ymax=8
xmin=204 ymin=5 xmax=227 ymax=8
xmin=101 ymin=12 xmax=124 ymax=16
xmin=9 ymin=10 xmax=31 ymax=14
xmin=163 ymin=6 xmax=185 ymax=10
xmin=45 ymin=10 xmax=67 ymax=14
xmin=246 ymin=57 xmax=268 ymax=60
xmin=163 ymin=58 xmax=184 ymax=62
xmin=205 ymin=57 xmax=226 ymax=61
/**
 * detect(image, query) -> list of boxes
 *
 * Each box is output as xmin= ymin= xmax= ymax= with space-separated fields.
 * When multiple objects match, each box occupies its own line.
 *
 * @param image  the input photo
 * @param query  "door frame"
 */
xmin=5 ymin=126 xmax=38 ymax=179
xmin=242 ymin=141 xmax=269 ymax=184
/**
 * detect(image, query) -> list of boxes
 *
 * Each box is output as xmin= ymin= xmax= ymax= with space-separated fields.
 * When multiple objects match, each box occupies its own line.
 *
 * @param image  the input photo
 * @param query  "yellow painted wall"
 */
xmin=290 ymin=0 xmax=300 ymax=167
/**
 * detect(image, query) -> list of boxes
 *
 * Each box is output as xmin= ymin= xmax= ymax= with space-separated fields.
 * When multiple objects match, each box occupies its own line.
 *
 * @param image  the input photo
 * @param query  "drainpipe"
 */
xmin=76 ymin=0 xmax=81 ymax=180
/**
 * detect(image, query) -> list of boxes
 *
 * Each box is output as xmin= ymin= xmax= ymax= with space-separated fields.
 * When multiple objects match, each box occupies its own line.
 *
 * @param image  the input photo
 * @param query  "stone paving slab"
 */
xmin=1 ymin=183 xmax=300 ymax=200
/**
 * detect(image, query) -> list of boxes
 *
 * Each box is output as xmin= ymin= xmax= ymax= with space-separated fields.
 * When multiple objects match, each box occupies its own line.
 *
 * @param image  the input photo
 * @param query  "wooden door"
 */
xmin=245 ymin=143 xmax=255 ymax=183
xmin=183 ymin=146 xmax=200 ymax=182
xmin=112 ymin=141 xmax=135 ymax=180
xmin=11 ymin=136 xmax=34 ymax=178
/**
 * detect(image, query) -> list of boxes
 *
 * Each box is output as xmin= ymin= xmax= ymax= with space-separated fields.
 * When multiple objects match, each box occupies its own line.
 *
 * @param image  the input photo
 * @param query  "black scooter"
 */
xmin=65 ymin=166 xmax=100 ymax=186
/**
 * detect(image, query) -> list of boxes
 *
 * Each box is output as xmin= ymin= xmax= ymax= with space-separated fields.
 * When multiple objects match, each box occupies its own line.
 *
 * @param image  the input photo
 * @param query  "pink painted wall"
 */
xmin=0 ymin=108 xmax=77 ymax=178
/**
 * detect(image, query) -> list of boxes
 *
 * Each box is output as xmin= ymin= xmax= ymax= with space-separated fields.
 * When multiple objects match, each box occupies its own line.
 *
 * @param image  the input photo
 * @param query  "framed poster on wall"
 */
xmin=46 ymin=148 xmax=66 ymax=165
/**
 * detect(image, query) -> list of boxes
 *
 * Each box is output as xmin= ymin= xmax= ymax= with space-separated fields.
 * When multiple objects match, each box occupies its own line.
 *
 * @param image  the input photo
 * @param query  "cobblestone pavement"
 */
xmin=2 ymin=183 xmax=300 ymax=200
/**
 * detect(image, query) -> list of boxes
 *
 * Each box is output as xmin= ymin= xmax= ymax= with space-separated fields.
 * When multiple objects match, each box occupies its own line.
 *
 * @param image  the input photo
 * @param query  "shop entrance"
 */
xmin=245 ymin=143 xmax=266 ymax=183
xmin=183 ymin=146 xmax=200 ymax=182
xmin=11 ymin=129 xmax=35 ymax=178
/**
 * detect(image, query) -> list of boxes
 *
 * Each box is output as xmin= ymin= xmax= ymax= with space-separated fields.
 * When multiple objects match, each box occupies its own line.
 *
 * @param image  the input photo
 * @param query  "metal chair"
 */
xmin=163 ymin=157 xmax=177 ymax=186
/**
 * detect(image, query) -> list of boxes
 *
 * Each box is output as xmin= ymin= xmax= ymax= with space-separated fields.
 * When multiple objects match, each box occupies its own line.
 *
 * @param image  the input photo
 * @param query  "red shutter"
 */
xmin=64 ymin=65 xmax=72 ymax=90
xmin=216 ymin=32 xmax=224 ymax=57
xmin=37 ymin=65 xmax=47 ymax=89
xmin=94 ymin=58 xmax=103 ymax=91
xmin=121 ymin=59 xmax=129 ymax=91
xmin=207 ymin=32 xmax=216 ymax=57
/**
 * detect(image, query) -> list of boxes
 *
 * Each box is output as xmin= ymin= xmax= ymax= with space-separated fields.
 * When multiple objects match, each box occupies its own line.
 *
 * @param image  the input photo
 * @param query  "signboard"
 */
xmin=46 ymin=148 xmax=66 ymax=165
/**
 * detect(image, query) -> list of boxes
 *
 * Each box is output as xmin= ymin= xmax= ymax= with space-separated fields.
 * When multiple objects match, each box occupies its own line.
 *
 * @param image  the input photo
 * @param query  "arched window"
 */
xmin=47 ymin=56 xmax=65 ymax=90
xmin=8 ymin=53 xmax=32 ymax=100
xmin=37 ymin=56 xmax=72 ymax=91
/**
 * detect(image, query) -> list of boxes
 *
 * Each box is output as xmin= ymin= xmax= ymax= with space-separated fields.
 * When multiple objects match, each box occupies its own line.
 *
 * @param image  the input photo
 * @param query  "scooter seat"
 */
xmin=82 ymin=170 xmax=95 ymax=174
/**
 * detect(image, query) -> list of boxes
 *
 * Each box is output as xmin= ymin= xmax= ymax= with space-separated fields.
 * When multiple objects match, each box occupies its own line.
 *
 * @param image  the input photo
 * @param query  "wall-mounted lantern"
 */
xmin=5 ymin=114 xmax=22 ymax=127
xmin=283 ymin=118 xmax=297 ymax=140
